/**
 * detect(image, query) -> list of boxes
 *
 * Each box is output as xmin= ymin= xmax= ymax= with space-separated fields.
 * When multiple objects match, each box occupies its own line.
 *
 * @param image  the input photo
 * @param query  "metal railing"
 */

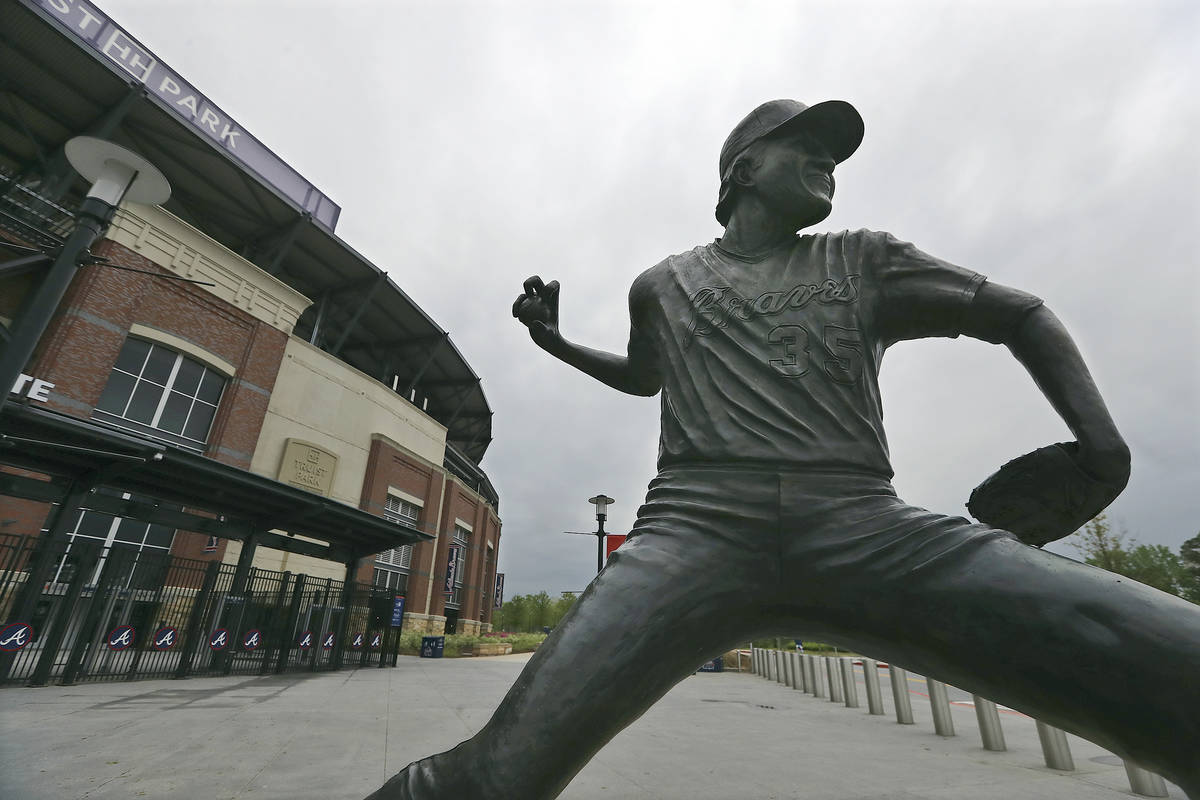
xmin=749 ymin=646 xmax=1171 ymax=798
xmin=0 ymin=533 xmax=403 ymax=687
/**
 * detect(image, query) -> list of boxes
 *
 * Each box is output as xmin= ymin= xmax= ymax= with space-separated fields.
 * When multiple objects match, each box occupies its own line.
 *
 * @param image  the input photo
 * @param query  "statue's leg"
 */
xmin=366 ymin=468 xmax=782 ymax=800
xmin=774 ymin=473 xmax=1200 ymax=798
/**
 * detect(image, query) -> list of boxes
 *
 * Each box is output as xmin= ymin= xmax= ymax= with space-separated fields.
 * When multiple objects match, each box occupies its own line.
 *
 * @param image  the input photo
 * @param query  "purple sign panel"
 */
xmin=24 ymin=0 xmax=341 ymax=230
xmin=494 ymin=573 xmax=505 ymax=609
xmin=444 ymin=544 xmax=461 ymax=594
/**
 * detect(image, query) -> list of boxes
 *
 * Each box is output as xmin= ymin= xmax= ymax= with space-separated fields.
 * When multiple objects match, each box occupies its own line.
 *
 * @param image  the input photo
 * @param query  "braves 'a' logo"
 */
xmin=108 ymin=625 xmax=135 ymax=650
xmin=243 ymin=630 xmax=261 ymax=650
xmin=153 ymin=627 xmax=177 ymax=650
xmin=322 ymin=632 xmax=335 ymax=650
xmin=209 ymin=629 xmax=229 ymax=650
xmin=297 ymin=631 xmax=313 ymax=649
xmin=0 ymin=623 xmax=33 ymax=652
xmin=351 ymin=632 xmax=365 ymax=649
xmin=370 ymin=633 xmax=383 ymax=649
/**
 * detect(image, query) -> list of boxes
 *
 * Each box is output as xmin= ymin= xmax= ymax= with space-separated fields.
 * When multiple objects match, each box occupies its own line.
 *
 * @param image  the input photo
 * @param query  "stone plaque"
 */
xmin=278 ymin=439 xmax=337 ymax=496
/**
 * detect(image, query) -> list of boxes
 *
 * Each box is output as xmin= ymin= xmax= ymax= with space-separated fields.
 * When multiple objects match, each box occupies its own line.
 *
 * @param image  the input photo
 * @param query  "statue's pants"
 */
xmin=369 ymin=466 xmax=1200 ymax=799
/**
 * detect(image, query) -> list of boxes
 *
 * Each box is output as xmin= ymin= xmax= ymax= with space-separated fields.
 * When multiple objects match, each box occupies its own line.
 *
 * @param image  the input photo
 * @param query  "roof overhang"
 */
xmin=0 ymin=404 xmax=433 ymax=562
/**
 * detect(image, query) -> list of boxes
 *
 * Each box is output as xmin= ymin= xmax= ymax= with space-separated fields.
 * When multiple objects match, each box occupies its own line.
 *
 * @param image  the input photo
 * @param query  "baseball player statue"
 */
xmin=369 ymin=99 xmax=1200 ymax=799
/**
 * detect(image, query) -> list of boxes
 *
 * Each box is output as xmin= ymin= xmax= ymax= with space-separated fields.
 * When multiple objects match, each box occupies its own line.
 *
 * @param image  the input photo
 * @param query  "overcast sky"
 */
xmin=102 ymin=0 xmax=1199 ymax=598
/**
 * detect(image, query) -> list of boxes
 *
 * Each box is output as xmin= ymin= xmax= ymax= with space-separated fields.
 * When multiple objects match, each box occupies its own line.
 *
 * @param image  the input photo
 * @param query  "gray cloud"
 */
xmin=104 ymin=0 xmax=1199 ymax=596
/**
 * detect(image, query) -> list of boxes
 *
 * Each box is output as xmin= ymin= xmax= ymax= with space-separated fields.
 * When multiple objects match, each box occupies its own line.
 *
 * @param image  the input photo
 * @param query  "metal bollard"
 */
xmin=1035 ymin=721 xmax=1074 ymax=771
xmin=811 ymin=655 xmax=827 ymax=698
xmin=928 ymin=679 xmax=955 ymax=736
xmin=889 ymin=665 xmax=914 ymax=724
xmin=862 ymin=658 xmax=885 ymax=715
xmin=1124 ymin=762 xmax=1169 ymax=797
xmin=751 ymin=647 xmax=757 ymax=675
xmin=784 ymin=651 xmax=795 ymax=687
xmin=841 ymin=658 xmax=860 ymax=708
xmin=776 ymin=650 xmax=786 ymax=684
xmin=795 ymin=651 xmax=807 ymax=692
xmin=766 ymin=650 xmax=775 ymax=681
xmin=973 ymin=696 xmax=1006 ymax=751
xmin=826 ymin=657 xmax=845 ymax=703
xmin=790 ymin=652 xmax=802 ymax=690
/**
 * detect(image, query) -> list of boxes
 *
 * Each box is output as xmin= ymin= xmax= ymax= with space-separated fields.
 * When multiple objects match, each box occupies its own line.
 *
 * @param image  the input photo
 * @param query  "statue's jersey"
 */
xmin=628 ymin=229 xmax=992 ymax=477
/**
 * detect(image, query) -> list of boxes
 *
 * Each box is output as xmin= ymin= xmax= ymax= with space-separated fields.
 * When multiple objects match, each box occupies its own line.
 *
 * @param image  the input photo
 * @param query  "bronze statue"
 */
xmin=368 ymin=99 xmax=1200 ymax=799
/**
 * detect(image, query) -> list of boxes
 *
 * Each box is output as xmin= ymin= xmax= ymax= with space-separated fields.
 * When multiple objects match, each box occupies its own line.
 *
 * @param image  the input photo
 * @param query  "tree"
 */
xmin=1067 ymin=516 xmax=1198 ymax=604
xmin=1122 ymin=544 xmax=1191 ymax=596
xmin=1069 ymin=514 xmax=1129 ymax=572
xmin=494 ymin=591 xmax=580 ymax=632
xmin=1179 ymin=532 xmax=1200 ymax=603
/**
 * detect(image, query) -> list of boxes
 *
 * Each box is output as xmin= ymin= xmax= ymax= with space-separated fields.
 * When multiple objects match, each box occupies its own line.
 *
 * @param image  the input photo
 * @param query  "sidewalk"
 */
xmin=0 ymin=653 xmax=1187 ymax=799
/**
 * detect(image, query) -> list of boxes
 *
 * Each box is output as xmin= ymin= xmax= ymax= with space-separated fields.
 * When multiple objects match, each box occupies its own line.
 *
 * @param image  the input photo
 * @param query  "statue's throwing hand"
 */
xmin=512 ymin=275 xmax=562 ymax=350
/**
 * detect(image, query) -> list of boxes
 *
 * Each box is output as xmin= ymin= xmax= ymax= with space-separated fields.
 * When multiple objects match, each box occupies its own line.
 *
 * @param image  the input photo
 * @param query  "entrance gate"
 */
xmin=0 ymin=533 xmax=402 ymax=686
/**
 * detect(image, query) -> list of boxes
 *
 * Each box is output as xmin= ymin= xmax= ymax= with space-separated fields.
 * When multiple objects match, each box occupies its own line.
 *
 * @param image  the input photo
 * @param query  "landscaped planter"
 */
xmin=460 ymin=642 xmax=513 ymax=657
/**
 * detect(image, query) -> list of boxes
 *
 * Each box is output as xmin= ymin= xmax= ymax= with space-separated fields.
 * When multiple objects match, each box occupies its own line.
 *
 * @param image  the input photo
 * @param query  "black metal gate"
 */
xmin=0 ymin=533 xmax=402 ymax=686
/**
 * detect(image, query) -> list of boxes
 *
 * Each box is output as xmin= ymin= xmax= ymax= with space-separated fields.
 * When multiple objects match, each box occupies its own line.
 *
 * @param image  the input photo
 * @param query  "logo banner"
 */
xmin=444 ymin=544 xmax=461 ymax=594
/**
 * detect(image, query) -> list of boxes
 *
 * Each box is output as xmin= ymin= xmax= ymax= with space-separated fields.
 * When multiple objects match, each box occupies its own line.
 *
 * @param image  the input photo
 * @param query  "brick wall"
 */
xmin=13 ymin=237 xmax=287 ymax=546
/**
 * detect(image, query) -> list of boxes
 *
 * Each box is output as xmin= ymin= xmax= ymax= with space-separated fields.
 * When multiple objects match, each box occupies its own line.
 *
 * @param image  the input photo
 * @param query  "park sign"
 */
xmin=24 ymin=0 xmax=341 ymax=231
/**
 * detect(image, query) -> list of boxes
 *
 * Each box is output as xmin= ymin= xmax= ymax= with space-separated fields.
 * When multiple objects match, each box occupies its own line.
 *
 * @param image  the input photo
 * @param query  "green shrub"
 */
xmin=395 ymin=631 xmax=548 ymax=658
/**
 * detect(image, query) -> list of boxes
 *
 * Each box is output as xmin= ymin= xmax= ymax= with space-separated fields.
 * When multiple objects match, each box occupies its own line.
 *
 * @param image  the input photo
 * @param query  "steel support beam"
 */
xmin=329 ymin=272 xmax=385 ymax=356
xmin=403 ymin=333 xmax=448 ymax=397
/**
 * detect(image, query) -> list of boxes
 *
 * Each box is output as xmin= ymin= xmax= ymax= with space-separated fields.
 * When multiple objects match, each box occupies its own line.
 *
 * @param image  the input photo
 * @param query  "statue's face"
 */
xmin=746 ymin=131 xmax=836 ymax=230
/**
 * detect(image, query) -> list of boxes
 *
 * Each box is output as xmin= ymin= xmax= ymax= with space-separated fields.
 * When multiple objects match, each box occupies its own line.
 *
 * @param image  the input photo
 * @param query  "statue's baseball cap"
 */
xmin=716 ymin=99 xmax=864 ymax=225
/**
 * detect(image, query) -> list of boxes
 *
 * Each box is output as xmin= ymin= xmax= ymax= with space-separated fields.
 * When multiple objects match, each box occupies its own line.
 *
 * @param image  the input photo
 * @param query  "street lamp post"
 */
xmin=0 ymin=137 xmax=169 ymax=416
xmin=564 ymin=494 xmax=615 ymax=576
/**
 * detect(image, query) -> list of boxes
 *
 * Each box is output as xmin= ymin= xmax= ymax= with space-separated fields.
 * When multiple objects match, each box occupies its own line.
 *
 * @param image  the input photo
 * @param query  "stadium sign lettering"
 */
xmin=26 ymin=0 xmax=341 ymax=231
xmin=9 ymin=373 xmax=54 ymax=402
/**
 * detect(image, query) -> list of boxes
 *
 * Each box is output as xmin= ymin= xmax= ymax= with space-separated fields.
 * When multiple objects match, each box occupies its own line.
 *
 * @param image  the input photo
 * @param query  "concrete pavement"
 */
xmin=0 ymin=652 xmax=1187 ymax=799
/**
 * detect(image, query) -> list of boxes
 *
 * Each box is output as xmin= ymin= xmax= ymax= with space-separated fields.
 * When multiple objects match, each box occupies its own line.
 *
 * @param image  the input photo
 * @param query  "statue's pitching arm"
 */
xmin=512 ymin=275 xmax=661 ymax=397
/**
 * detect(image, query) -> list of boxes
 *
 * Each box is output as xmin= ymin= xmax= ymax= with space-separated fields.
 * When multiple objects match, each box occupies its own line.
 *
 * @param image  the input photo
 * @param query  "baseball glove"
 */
xmin=966 ymin=442 xmax=1123 ymax=547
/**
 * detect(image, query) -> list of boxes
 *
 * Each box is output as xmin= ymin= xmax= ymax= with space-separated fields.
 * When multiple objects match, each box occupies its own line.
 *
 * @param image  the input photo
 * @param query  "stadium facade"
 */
xmin=0 ymin=0 xmax=502 ymax=684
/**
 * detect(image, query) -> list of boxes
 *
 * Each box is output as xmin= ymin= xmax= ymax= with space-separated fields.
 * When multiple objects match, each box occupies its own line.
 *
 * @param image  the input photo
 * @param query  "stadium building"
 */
xmin=0 ymin=0 xmax=502 ymax=685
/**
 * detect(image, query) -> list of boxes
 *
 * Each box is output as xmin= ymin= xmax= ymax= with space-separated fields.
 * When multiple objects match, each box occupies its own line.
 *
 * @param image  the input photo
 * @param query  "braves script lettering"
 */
xmin=689 ymin=275 xmax=859 ymax=336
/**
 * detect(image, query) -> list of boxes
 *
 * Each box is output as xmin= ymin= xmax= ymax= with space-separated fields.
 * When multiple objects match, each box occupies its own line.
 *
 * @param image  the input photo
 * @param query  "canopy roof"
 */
xmin=0 ymin=405 xmax=433 ymax=563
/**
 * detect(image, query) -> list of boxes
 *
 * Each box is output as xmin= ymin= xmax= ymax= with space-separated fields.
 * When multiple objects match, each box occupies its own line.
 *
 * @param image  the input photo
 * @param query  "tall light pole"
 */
xmin=0 ymin=137 xmax=169 ymax=416
xmin=563 ymin=493 xmax=615 ymax=576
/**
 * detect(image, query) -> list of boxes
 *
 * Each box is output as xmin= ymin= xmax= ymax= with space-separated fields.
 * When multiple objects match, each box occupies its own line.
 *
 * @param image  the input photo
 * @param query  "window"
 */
xmin=375 ymin=495 xmax=420 ymax=594
xmin=93 ymin=337 xmax=226 ymax=452
xmin=383 ymin=496 xmax=420 ymax=527
xmin=446 ymin=525 xmax=470 ymax=608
